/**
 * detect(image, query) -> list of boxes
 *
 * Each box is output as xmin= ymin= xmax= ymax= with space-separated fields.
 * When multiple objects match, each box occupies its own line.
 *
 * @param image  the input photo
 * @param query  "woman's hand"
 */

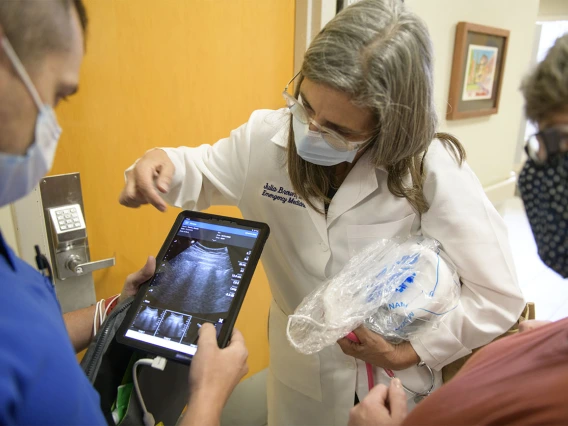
xmin=337 ymin=326 xmax=419 ymax=370
xmin=119 ymin=148 xmax=175 ymax=212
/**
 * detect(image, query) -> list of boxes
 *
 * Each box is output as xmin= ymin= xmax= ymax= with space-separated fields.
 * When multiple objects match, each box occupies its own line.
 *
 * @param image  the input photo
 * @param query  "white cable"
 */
xmin=98 ymin=300 xmax=103 ymax=329
xmin=93 ymin=300 xmax=98 ymax=337
xmin=133 ymin=357 xmax=168 ymax=426
xmin=93 ymin=298 xmax=107 ymax=337
xmin=93 ymin=299 xmax=102 ymax=336
xmin=104 ymin=294 xmax=120 ymax=319
xmin=97 ymin=299 xmax=104 ymax=332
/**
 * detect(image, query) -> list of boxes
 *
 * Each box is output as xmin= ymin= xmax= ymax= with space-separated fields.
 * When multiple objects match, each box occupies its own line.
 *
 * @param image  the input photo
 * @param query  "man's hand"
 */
xmin=119 ymin=148 xmax=175 ymax=212
xmin=119 ymin=256 xmax=156 ymax=302
xmin=519 ymin=319 xmax=552 ymax=333
xmin=181 ymin=324 xmax=249 ymax=426
xmin=64 ymin=256 xmax=156 ymax=352
xmin=337 ymin=326 xmax=419 ymax=370
xmin=349 ymin=379 xmax=408 ymax=426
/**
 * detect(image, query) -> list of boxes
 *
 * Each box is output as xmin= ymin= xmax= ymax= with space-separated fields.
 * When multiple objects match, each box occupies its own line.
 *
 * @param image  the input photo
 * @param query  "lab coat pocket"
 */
xmin=268 ymin=301 xmax=323 ymax=402
xmin=347 ymin=214 xmax=417 ymax=257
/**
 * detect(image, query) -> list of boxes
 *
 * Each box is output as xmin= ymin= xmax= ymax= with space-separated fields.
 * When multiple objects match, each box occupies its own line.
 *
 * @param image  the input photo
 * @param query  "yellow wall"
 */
xmin=52 ymin=0 xmax=295 ymax=378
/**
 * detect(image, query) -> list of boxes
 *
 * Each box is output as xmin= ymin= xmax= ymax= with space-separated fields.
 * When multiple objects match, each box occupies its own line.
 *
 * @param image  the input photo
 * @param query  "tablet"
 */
xmin=117 ymin=210 xmax=270 ymax=364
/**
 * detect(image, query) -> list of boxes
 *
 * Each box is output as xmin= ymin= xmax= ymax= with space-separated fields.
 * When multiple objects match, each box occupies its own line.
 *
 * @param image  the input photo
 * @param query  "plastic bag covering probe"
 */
xmin=287 ymin=237 xmax=461 ymax=354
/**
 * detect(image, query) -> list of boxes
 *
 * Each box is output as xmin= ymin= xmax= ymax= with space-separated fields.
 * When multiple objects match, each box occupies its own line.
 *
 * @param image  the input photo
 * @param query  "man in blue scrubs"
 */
xmin=0 ymin=2 xmax=249 ymax=425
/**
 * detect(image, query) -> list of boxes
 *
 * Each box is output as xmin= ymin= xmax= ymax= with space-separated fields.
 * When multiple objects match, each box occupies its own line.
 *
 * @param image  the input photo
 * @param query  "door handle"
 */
xmin=66 ymin=254 xmax=115 ymax=276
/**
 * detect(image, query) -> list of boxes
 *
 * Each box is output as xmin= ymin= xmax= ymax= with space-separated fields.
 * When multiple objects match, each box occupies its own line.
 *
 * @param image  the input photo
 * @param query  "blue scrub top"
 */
xmin=0 ymin=231 xmax=105 ymax=425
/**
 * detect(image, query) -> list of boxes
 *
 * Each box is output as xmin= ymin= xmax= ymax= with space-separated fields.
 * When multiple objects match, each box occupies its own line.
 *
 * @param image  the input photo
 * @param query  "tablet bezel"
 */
xmin=116 ymin=210 xmax=270 ymax=364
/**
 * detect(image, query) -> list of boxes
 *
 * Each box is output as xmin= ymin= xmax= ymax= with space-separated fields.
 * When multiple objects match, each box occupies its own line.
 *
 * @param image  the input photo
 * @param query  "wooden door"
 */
xmin=51 ymin=0 xmax=295 ymax=378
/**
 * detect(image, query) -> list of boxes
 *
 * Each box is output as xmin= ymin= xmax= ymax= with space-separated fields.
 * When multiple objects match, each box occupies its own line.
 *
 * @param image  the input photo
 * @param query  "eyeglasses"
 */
xmin=525 ymin=125 xmax=568 ymax=165
xmin=282 ymin=72 xmax=373 ymax=152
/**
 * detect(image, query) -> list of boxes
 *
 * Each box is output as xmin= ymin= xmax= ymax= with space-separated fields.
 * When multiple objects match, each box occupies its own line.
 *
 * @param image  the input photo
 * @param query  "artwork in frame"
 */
xmin=336 ymin=0 xmax=361 ymax=12
xmin=337 ymin=0 xmax=403 ymax=13
xmin=447 ymin=22 xmax=510 ymax=120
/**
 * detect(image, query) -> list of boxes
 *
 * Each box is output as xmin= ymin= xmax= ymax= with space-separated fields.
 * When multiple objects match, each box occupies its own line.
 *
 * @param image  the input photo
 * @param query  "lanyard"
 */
xmin=346 ymin=332 xmax=435 ymax=402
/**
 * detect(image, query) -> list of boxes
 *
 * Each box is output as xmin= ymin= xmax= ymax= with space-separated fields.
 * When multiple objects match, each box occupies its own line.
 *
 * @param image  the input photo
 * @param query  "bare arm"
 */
xmin=179 ymin=324 xmax=249 ymax=426
xmin=179 ymin=393 xmax=224 ymax=426
xmin=63 ymin=305 xmax=96 ymax=353
xmin=119 ymin=111 xmax=261 ymax=213
xmin=63 ymin=256 xmax=156 ymax=354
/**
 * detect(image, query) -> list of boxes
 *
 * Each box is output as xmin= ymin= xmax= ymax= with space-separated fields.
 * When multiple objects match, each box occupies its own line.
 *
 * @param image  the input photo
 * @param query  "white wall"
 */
xmin=0 ymin=205 xmax=19 ymax=255
xmin=406 ymin=0 xmax=540 ymax=188
xmin=539 ymin=0 xmax=568 ymax=20
xmin=294 ymin=0 xmax=339 ymax=74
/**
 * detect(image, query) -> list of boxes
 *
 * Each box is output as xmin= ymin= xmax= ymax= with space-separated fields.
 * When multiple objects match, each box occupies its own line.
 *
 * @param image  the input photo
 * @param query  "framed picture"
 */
xmin=336 ymin=0 xmax=356 ymax=12
xmin=447 ymin=22 xmax=510 ymax=120
xmin=337 ymin=0 xmax=403 ymax=12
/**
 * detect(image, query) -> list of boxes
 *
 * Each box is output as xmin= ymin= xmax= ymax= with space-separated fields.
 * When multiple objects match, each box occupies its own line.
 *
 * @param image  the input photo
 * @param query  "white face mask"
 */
xmin=0 ymin=37 xmax=62 ymax=208
xmin=292 ymin=116 xmax=357 ymax=166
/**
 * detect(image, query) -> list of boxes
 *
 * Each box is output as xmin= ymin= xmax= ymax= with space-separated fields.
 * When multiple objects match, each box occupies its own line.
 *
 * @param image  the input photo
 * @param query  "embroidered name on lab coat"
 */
xmin=261 ymin=183 xmax=306 ymax=208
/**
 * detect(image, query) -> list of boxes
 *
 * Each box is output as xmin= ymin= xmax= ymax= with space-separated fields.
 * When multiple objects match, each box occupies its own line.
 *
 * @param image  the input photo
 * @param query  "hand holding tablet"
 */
xmin=117 ymin=211 xmax=270 ymax=363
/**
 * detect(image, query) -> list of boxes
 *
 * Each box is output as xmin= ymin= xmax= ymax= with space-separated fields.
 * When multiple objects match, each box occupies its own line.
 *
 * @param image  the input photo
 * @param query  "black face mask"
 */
xmin=518 ymin=153 xmax=568 ymax=278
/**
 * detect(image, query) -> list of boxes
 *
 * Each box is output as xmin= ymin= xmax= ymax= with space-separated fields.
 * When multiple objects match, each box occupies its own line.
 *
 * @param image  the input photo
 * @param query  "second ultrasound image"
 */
xmin=155 ymin=311 xmax=190 ymax=340
xmin=132 ymin=306 xmax=165 ymax=334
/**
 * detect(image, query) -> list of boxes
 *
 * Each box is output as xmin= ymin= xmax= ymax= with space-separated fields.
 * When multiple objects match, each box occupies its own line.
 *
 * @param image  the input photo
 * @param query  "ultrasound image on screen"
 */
xmin=132 ymin=306 xmax=162 ymax=332
xmin=150 ymin=241 xmax=235 ymax=314
xmin=142 ymin=219 xmax=257 ymax=317
xmin=125 ymin=217 xmax=260 ymax=354
xmin=155 ymin=312 xmax=189 ymax=339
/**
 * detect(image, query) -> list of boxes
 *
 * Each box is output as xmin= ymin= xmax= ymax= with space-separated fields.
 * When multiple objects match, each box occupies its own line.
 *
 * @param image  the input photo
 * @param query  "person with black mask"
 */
xmin=349 ymin=33 xmax=568 ymax=426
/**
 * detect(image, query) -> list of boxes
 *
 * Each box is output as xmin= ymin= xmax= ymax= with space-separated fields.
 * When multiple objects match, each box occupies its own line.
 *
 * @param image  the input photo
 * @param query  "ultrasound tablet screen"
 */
xmin=123 ymin=217 xmax=260 ymax=356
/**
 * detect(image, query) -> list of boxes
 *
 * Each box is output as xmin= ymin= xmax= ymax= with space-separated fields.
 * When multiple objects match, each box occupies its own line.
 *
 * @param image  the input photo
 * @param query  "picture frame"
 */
xmin=336 ymin=0 xmax=368 ymax=13
xmin=447 ymin=22 xmax=510 ymax=120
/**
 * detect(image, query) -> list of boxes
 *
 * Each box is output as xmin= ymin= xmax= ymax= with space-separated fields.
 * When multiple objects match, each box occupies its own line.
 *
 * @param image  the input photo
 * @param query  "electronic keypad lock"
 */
xmin=48 ymin=203 xmax=87 ymax=243
xmin=47 ymin=203 xmax=115 ymax=280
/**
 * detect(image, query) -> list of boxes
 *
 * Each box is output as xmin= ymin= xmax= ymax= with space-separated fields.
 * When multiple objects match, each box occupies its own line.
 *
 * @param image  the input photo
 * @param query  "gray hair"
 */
xmin=521 ymin=33 xmax=568 ymax=124
xmin=287 ymin=0 xmax=464 ymax=214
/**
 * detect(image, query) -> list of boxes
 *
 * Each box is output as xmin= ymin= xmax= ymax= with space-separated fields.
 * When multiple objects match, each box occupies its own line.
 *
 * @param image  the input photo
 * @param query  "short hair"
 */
xmin=0 ymin=0 xmax=88 ymax=66
xmin=521 ymin=33 xmax=568 ymax=123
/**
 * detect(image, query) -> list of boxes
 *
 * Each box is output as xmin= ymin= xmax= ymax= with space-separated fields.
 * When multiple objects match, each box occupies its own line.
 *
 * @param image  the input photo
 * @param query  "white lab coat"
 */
xmin=156 ymin=109 xmax=525 ymax=426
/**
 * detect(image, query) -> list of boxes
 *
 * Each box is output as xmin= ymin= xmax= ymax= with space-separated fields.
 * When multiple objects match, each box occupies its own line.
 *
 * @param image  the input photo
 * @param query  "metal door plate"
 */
xmin=39 ymin=173 xmax=96 ymax=312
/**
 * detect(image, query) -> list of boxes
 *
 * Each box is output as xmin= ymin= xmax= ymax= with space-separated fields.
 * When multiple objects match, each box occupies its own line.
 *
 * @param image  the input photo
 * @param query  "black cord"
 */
xmin=34 ymin=245 xmax=54 ymax=285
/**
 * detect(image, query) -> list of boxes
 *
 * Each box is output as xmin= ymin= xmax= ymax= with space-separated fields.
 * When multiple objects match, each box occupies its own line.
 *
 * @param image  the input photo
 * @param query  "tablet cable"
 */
xmin=133 ymin=356 xmax=168 ymax=426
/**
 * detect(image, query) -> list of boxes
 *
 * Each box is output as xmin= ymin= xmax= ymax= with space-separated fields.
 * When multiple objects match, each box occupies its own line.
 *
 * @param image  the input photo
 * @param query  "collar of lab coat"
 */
xmin=270 ymin=114 xmax=290 ymax=148
xmin=326 ymin=152 xmax=383 ymax=228
xmin=270 ymin=117 xmax=386 ymax=238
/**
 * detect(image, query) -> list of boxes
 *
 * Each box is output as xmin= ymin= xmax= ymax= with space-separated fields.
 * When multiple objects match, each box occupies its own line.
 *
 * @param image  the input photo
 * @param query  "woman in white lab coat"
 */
xmin=120 ymin=1 xmax=525 ymax=425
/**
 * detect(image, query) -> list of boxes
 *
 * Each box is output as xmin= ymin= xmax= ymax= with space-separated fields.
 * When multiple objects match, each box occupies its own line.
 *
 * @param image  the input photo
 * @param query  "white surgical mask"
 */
xmin=292 ymin=116 xmax=357 ymax=166
xmin=0 ymin=37 xmax=62 ymax=208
